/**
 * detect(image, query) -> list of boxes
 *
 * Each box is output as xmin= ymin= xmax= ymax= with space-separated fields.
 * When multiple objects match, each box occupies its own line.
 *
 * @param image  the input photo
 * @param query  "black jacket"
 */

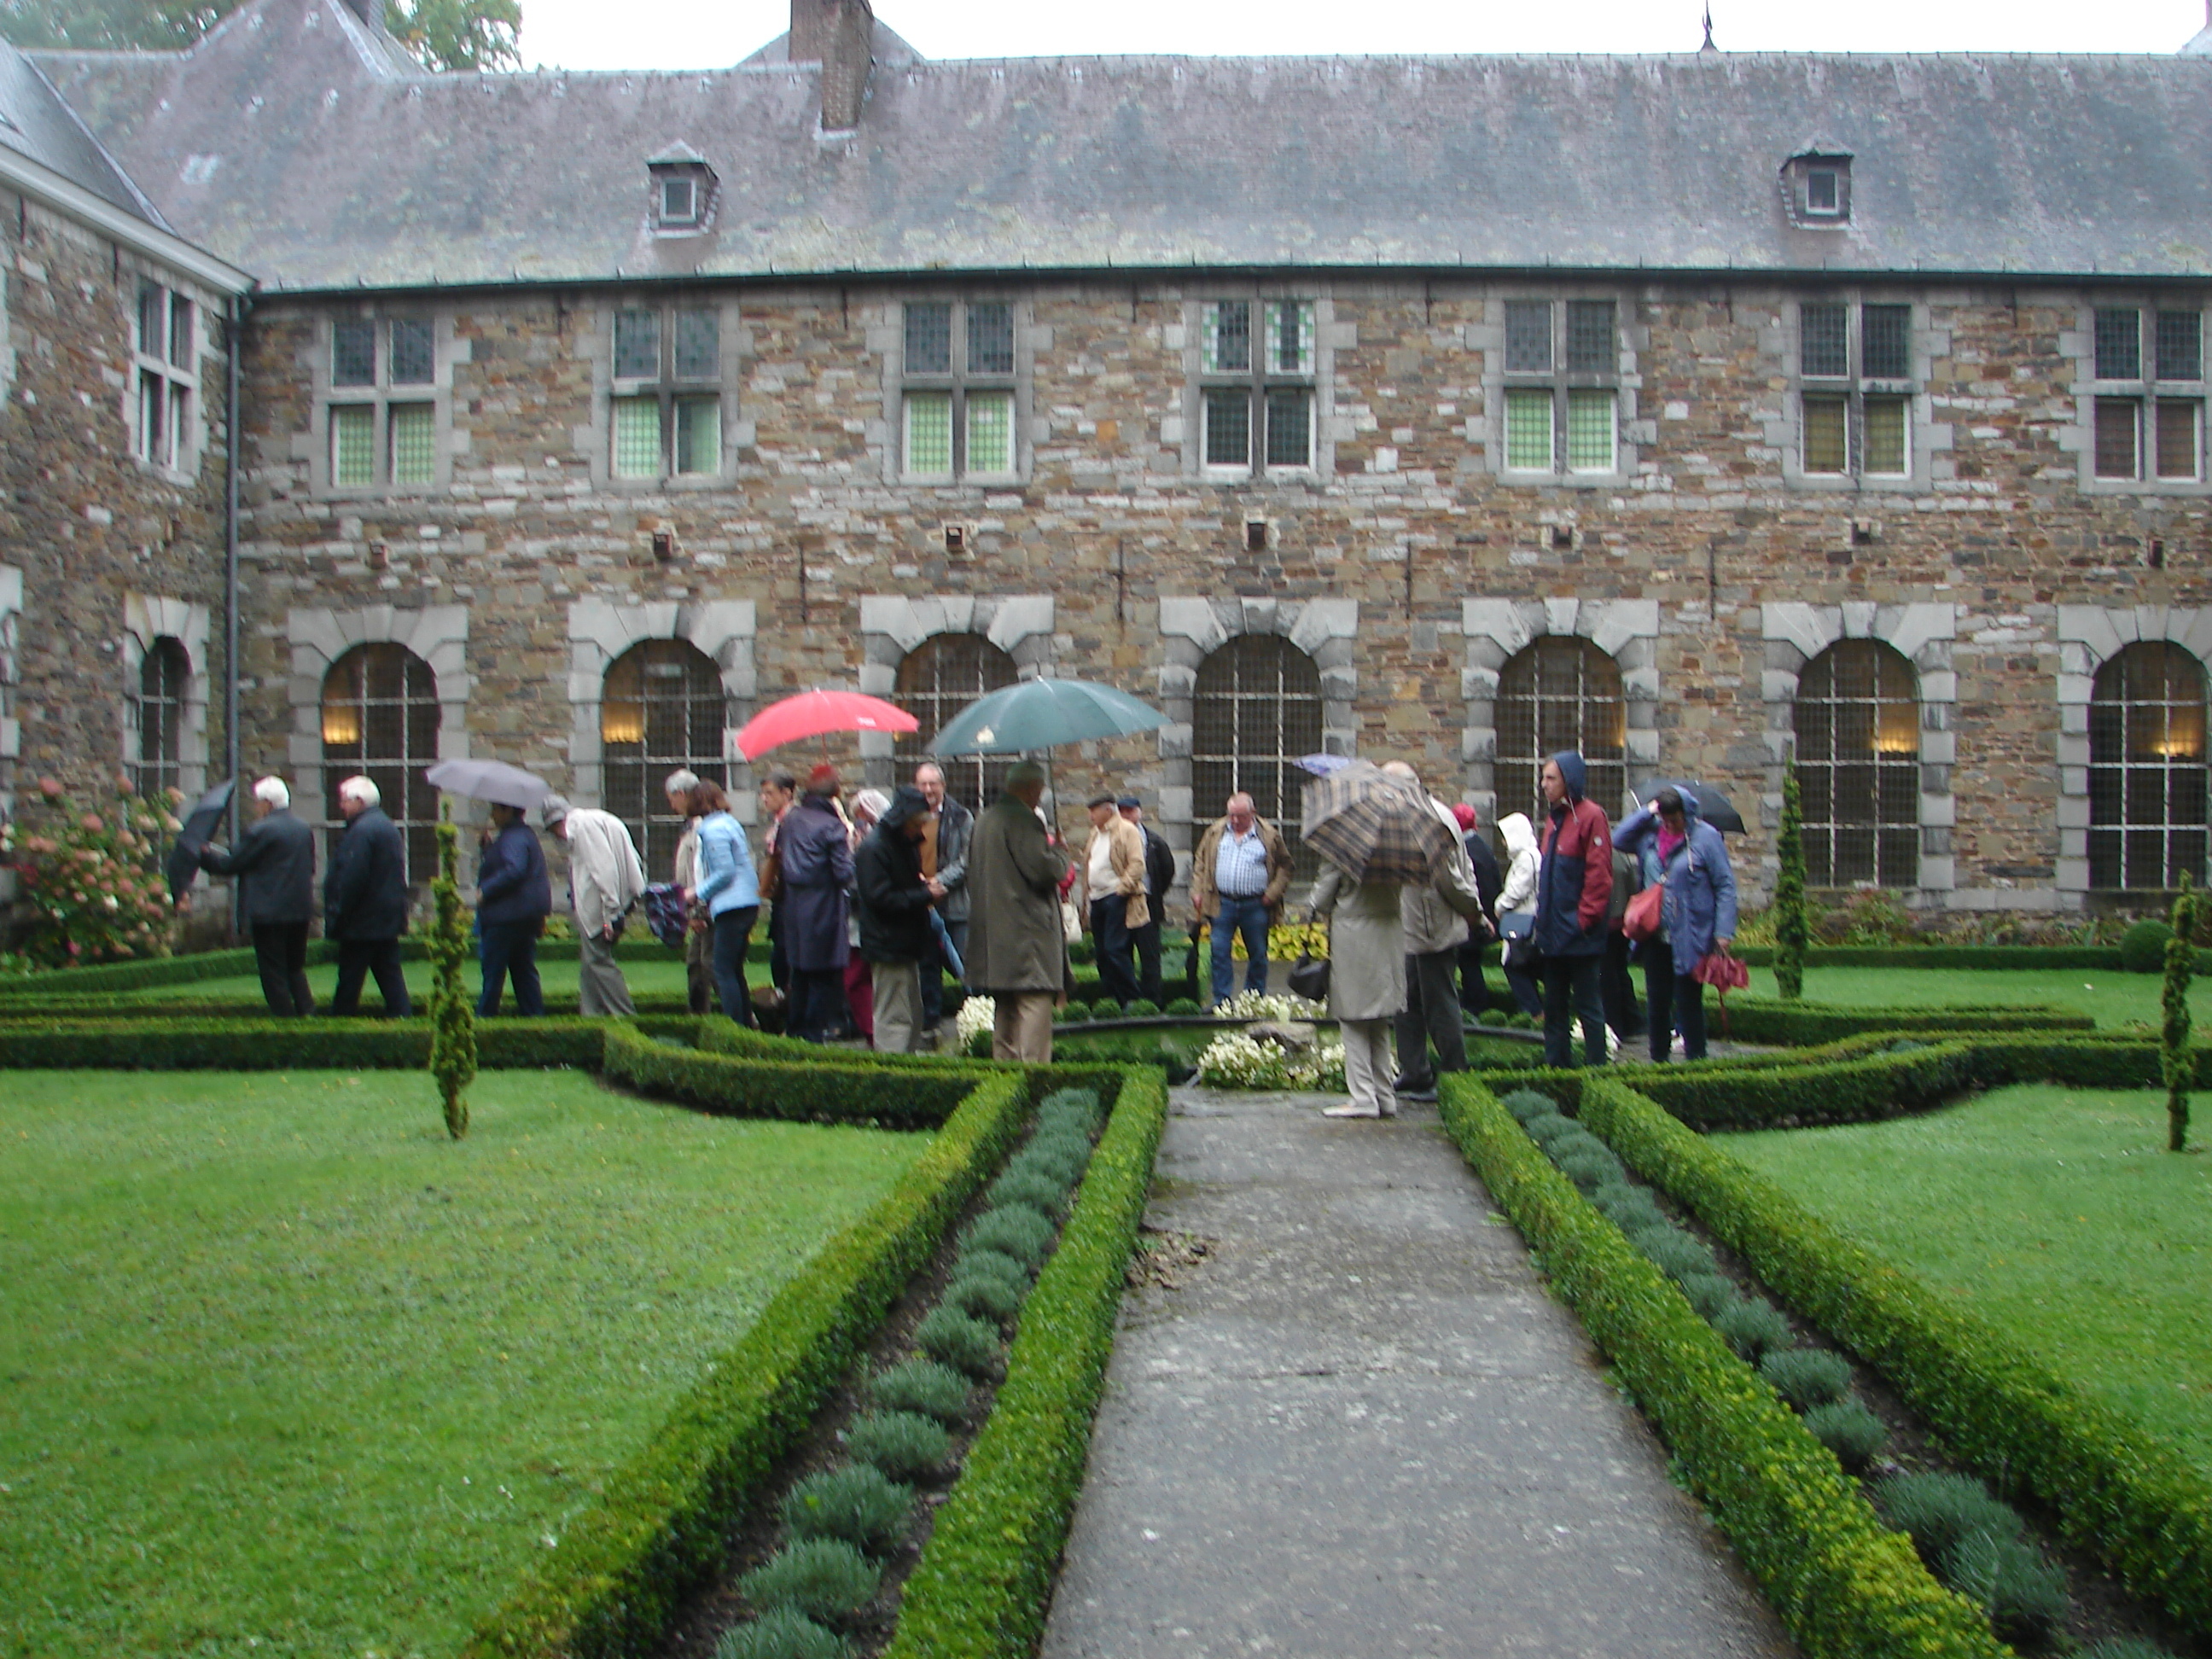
xmin=475 ymin=820 xmax=551 ymax=925
xmin=854 ymin=789 xmax=938 ymax=964
xmin=1464 ymin=830 xmax=1502 ymax=924
xmin=325 ymin=806 xmax=409 ymax=941
xmin=201 ymin=808 xmax=317 ymax=926
xmin=1139 ymin=824 xmax=1175 ymax=905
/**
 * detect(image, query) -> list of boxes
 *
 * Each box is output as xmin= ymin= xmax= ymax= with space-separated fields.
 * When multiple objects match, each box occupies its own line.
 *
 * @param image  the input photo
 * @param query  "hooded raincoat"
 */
xmin=1615 ymin=789 xmax=1739 ymax=964
xmin=1534 ymin=751 xmax=1613 ymax=959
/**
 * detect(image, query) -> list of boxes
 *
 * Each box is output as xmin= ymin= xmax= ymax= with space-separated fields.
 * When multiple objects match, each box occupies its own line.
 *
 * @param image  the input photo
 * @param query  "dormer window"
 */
xmin=1782 ymin=143 xmax=1853 ymax=229
xmin=644 ymin=143 xmax=716 ymax=236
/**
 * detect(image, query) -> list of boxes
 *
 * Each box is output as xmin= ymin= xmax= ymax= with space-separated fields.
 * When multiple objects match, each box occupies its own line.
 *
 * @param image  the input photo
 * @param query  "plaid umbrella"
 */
xmin=1300 ymin=761 xmax=1457 ymax=885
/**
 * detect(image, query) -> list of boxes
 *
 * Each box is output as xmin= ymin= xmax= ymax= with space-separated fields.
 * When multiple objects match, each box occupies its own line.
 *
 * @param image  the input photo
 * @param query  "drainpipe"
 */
xmin=225 ymin=293 xmax=246 ymax=937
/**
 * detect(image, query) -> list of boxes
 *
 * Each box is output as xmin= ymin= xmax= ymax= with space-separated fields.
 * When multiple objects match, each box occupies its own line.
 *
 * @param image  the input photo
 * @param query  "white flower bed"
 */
xmin=1193 ymin=1030 xmax=1348 ymax=1092
xmin=1213 ymin=989 xmax=1326 ymax=1022
xmin=956 ymin=994 xmax=996 ymax=1057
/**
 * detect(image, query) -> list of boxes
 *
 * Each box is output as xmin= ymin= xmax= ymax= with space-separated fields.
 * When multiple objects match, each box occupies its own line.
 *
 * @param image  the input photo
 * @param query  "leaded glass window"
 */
xmin=133 ymin=636 xmax=190 ymax=802
xmin=2088 ymin=306 xmax=2204 ymax=484
xmin=1494 ymin=637 xmax=1625 ymax=824
xmin=894 ymin=633 xmax=1021 ymax=820
xmin=1499 ymin=298 xmax=1618 ymax=476
xmin=1798 ymin=300 xmax=1916 ymax=479
xmin=321 ymin=642 xmax=439 ymax=882
xmin=1192 ymin=635 xmax=1324 ymax=883
xmin=2089 ymin=642 xmax=2209 ymax=892
xmin=901 ymin=299 xmax=1019 ymax=479
xmin=600 ymin=639 xmax=727 ymax=876
xmin=1199 ymin=299 xmax=1315 ymax=474
xmin=609 ymin=303 xmax=725 ymax=480
xmin=1794 ymin=640 xmax=1920 ymax=888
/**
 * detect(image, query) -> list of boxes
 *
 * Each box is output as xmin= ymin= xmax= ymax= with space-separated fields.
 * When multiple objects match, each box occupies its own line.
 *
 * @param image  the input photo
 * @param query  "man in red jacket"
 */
xmin=1533 ymin=750 xmax=1613 ymax=1067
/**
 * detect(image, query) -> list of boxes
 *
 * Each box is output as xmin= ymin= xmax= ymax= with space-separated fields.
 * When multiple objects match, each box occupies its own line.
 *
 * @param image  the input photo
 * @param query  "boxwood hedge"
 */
xmin=1435 ymin=1074 xmax=2006 ymax=1659
xmin=601 ymin=1022 xmax=977 ymax=1128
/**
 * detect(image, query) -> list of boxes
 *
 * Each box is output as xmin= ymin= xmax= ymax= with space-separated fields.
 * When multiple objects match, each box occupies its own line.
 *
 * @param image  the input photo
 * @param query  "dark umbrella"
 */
xmin=166 ymin=777 xmax=236 ymax=902
xmin=1635 ymin=779 xmax=1747 ymax=835
xmin=930 ymin=676 xmax=1167 ymax=754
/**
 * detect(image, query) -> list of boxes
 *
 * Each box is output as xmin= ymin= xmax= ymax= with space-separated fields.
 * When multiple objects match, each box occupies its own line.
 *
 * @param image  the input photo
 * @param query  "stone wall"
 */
xmin=229 ymin=275 xmax=2212 ymax=915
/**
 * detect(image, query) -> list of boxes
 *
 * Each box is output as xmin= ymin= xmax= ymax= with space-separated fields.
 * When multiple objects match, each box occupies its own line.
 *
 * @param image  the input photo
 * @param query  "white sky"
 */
xmin=519 ymin=0 xmax=2211 ymax=73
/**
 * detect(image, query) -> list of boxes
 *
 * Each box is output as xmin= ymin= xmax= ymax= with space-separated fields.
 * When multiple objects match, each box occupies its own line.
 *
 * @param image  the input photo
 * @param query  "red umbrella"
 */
xmin=734 ymin=690 xmax=918 ymax=761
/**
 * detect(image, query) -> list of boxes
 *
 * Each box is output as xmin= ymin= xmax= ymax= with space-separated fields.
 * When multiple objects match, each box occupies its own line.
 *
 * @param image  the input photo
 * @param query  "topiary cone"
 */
xmin=428 ymin=806 xmax=477 ymax=1139
xmin=1773 ymin=759 xmax=1809 ymax=1004
xmin=2163 ymin=875 xmax=2195 ymax=1154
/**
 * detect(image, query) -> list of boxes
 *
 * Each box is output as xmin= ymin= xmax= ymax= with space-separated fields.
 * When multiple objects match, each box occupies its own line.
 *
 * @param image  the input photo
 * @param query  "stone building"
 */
xmin=11 ymin=0 xmax=2212 ymax=916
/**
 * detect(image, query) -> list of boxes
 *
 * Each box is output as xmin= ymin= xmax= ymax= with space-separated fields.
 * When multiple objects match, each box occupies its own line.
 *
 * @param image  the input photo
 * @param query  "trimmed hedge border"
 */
xmin=0 ymin=1016 xmax=610 ymax=1071
xmin=1731 ymin=944 xmax=2212 ymax=974
xmin=0 ymin=992 xmax=703 ymax=1022
xmin=601 ymin=1022 xmax=981 ymax=1128
xmin=1577 ymin=1073 xmax=2212 ymax=1639
xmin=1716 ymin=998 xmax=2092 ymax=1046
xmin=1435 ymin=1074 xmax=2005 ymax=1659
xmin=882 ymin=1064 xmax=1170 ymax=1659
xmin=462 ymin=1067 xmax=1039 ymax=1659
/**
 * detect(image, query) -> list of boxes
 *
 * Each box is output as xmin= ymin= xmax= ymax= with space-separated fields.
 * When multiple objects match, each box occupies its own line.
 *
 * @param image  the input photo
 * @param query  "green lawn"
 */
xmin=0 ymin=1070 xmax=927 ymax=1658
xmin=1731 ymin=1084 xmax=2212 ymax=1472
xmin=1736 ymin=964 xmax=2212 ymax=1029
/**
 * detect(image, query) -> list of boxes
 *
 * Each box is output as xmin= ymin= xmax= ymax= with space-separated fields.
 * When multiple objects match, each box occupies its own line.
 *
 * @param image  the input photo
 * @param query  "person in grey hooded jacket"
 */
xmin=1615 ymin=785 xmax=1738 ymax=1061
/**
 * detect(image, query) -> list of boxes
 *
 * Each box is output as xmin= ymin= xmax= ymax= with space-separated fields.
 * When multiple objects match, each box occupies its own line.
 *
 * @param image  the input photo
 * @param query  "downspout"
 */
xmin=225 ymin=292 xmax=246 ymax=936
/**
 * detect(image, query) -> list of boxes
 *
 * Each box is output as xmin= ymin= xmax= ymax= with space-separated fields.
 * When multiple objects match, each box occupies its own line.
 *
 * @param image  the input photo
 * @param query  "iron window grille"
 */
xmin=1797 ymin=301 xmax=1914 ymax=479
xmin=327 ymin=316 xmax=439 ymax=489
xmin=132 ymin=282 xmax=197 ymax=473
xmin=1199 ymin=300 xmax=1316 ymax=474
xmin=1500 ymin=299 xmax=1621 ymax=476
xmin=132 ymin=635 xmax=190 ymax=802
xmin=1793 ymin=640 xmax=1920 ymax=888
xmin=1191 ymin=635 xmax=1324 ymax=883
xmin=2088 ymin=641 xmax=2208 ymax=892
xmin=600 ymin=638 xmax=727 ymax=874
xmin=611 ymin=305 xmax=725 ymax=480
xmin=2089 ymin=306 xmax=2203 ymax=483
xmin=1493 ymin=638 xmax=1626 ymax=825
xmin=899 ymin=300 xmax=1018 ymax=480
xmin=320 ymin=642 xmax=440 ymax=882
xmin=893 ymin=633 xmax=1021 ymax=819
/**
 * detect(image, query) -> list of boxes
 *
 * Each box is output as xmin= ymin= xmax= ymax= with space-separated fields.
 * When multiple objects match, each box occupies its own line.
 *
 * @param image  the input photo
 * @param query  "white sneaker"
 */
xmin=1322 ymin=1102 xmax=1381 ymax=1119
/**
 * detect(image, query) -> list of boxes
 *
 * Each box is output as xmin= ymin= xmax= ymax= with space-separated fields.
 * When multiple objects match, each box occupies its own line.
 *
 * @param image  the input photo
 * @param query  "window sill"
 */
xmin=1497 ymin=469 xmax=1627 ymax=489
xmin=2081 ymin=475 xmax=2210 ymax=497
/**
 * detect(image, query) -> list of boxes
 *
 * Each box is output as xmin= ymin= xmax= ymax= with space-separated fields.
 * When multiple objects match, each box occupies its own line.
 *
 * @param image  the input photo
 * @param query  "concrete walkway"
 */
xmin=1040 ymin=1087 xmax=1796 ymax=1659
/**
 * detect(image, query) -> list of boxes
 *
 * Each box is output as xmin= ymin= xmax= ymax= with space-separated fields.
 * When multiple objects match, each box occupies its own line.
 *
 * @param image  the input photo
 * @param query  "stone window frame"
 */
xmin=1157 ymin=597 xmax=1357 ymax=899
xmin=567 ymin=599 xmax=756 ymax=821
xmin=885 ymin=295 xmax=1032 ymax=486
xmin=1174 ymin=293 xmax=1340 ymax=480
xmin=128 ymin=272 xmax=203 ymax=481
xmin=122 ymin=594 xmax=212 ymax=802
xmin=2057 ymin=605 xmax=2212 ymax=899
xmin=2067 ymin=298 xmax=2210 ymax=496
xmin=1469 ymin=289 xmax=1643 ymax=489
xmin=307 ymin=308 xmax=459 ymax=498
xmin=1762 ymin=602 xmax=1958 ymax=902
xmin=856 ymin=595 xmax=1055 ymax=793
xmin=1776 ymin=294 xmax=1939 ymax=494
xmin=1480 ymin=291 xmax=1639 ymax=486
xmin=1461 ymin=599 xmax=1659 ymax=824
xmin=285 ymin=605 xmax=471 ymax=848
xmin=0 ymin=565 xmax=20 ymax=886
xmin=579 ymin=294 xmax=747 ymax=492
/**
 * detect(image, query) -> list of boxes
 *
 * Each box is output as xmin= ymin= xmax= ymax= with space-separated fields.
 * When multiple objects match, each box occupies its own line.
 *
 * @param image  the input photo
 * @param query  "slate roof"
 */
xmin=30 ymin=0 xmax=2212 ymax=292
xmin=0 ymin=37 xmax=168 ymax=227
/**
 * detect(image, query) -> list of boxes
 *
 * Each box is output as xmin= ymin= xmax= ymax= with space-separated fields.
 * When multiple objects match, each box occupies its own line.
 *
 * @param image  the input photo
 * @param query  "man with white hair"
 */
xmin=665 ymin=767 xmax=712 ymax=1015
xmin=324 ymin=774 xmax=412 ymax=1017
xmin=198 ymin=775 xmax=317 ymax=1016
xmin=538 ymin=794 xmax=647 ymax=1016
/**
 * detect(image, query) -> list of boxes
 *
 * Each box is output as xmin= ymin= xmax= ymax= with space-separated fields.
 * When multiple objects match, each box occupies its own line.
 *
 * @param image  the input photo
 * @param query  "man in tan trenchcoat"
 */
xmin=965 ymin=761 xmax=1072 ymax=1062
xmin=1075 ymin=792 xmax=1148 ymax=1007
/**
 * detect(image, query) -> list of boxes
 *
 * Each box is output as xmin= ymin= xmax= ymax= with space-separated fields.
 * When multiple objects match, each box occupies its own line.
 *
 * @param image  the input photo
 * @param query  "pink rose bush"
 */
xmin=3 ymin=776 xmax=179 ymax=968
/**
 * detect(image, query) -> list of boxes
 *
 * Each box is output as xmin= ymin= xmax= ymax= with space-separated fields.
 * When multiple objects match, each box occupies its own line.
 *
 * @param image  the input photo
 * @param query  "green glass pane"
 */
xmin=1566 ymin=388 xmax=1615 ymax=472
xmin=675 ymin=396 xmax=719 ymax=474
xmin=331 ymin=405 xmax=375 ymax=486
xmin=1505 ymin=388 xmax=1552 ymax=471
xmin=905 ymin=392 xmax=952 ymax=474
xmin=966 ymin=391 xmax=1012 ymax=474
xmin=389 ymin=403 xmax=434 ymax=484
xmin=1802 ymin=395 xmax=1847 ymax=474
xmin=1864 ymin=396 xmax=1907 ymax=474
xmin=612 ymin=395 xmax=661 ymax=478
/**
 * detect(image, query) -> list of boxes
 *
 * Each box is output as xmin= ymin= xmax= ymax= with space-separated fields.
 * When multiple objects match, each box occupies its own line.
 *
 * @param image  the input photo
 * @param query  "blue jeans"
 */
xmin=1209 ymin=896 xmax=1272 ymax=1005
xmin=712 ymin=905 xmax=759 ymax=1026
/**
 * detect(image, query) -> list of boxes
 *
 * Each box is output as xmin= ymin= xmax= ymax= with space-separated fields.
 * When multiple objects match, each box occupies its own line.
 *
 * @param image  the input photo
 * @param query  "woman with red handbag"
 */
xmin=1615 ymin=786 xmax=1738 ymax=1062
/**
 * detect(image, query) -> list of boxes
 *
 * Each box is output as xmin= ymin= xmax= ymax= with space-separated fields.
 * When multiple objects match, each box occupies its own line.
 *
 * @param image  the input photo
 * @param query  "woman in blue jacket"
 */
xmin=475 ymin=800 xmax=552 ymax=1016
xmin=1615 ymin=785 xmax=1737 ymax=1062
xmin=690 ymin=778 xmax=762 ymax=1024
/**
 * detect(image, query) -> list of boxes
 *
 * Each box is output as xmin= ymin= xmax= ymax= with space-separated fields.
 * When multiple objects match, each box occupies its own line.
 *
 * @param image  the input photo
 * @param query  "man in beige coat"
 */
xmin=1381 ymin=761 xmax=1488 ymax=1103
xmin=965 ymin=762 xmax=1072 ymax=1062
xmin=1077 ymin=792 xmax=1148 ymax=1006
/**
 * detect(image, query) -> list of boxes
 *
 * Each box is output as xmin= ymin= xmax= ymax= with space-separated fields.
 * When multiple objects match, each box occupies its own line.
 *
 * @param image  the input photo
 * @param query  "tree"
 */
xmin=428 ymin=804 xmax=477 ymax=1140
xmin=1 ymin=0 xmax=521 ymax=72
xmin=1773 ymin=759 xmax=1809 ymax=1003
xmin=2163 ymin=876 xmax=2196 ymax=1155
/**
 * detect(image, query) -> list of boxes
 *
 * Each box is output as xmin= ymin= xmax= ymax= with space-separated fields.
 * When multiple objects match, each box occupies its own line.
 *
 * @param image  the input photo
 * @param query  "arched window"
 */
xmin=1494 ymin=637 xmax=1625 ymax=824
xmin=894 ymin=633 xmax=1019 ymax=819
xmin=602 ymin=638 xmax=726 ymax=876
xmin=2089 ymin=641 xmax=2208 ymax=892
xmin=133 ymin=635 xmax=190 ymax=802
xmin=1192 ymin=634 xmax=1324 ymax=879
xmin=1794 ymin=639 xmax=1920 ymax=888
xmin=321 ymin=642 xmax=439 ymax=882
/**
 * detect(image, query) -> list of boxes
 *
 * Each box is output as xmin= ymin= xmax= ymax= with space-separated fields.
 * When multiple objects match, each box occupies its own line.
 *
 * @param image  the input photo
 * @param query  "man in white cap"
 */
xmin=538 ymin=794 xmax=647 ymax=1016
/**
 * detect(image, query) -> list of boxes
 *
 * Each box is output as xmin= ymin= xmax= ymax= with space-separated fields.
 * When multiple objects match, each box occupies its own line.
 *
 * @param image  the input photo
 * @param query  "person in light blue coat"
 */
xmin=690 ymin=778 xmax=762 ymax=1025
xmin=1615 ymin=785 xmax=1738 ymax=1062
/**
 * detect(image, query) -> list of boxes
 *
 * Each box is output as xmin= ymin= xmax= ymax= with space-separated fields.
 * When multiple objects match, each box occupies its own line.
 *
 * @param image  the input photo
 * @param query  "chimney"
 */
xmin=789 ymin=0 xmax=875 ymax=131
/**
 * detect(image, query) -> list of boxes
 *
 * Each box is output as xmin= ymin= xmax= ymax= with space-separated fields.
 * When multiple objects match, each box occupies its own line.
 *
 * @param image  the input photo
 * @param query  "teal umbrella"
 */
xmin=929 ymin=677 xmax=1167 ymax=755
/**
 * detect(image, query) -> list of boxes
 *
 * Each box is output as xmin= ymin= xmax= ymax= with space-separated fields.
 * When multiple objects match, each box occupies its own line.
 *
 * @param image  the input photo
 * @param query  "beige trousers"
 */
xmin=992 ymin=991 xmax=1057 ymax=1064
xmin=1339 ymin=1017 xmax=1396 ymax=1116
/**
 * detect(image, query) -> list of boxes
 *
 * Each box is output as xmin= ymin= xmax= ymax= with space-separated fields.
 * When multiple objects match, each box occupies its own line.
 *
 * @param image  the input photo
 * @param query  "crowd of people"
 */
xmin=188 ymin=747 xmax=1736 ymax=1094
